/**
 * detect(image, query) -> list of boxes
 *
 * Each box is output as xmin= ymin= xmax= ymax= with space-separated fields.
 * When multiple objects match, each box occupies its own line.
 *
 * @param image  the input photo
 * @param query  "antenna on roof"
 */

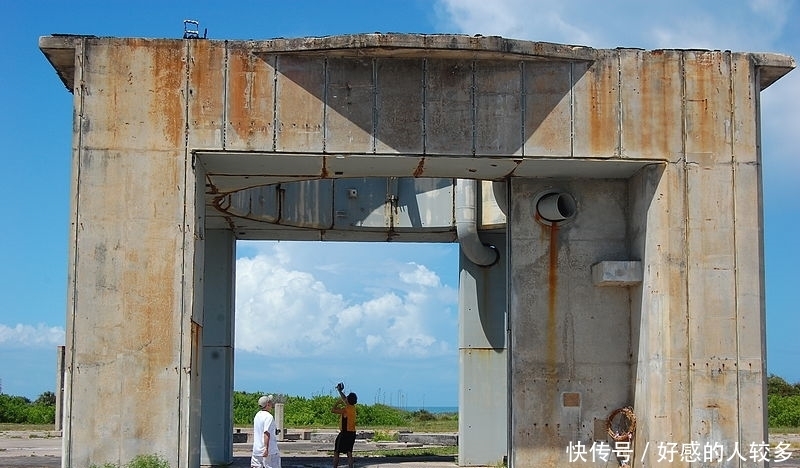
xmin=183 ymin=20 xmax=207 ymax=39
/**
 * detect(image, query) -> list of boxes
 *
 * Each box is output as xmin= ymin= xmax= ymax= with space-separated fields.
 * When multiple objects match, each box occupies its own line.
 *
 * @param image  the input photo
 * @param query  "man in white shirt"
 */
xmin=251 ymin=394 xmax=281 ymax=468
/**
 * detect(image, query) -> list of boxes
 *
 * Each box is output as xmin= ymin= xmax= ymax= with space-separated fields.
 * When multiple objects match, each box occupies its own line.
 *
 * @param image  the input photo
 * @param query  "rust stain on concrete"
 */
xmin=546 ymin=222 xmax=560 ymax=375
xmin=227 ymin=47 xmax=275 ymax=149
xmin=151 ymin=41 xmax=185 ymax=149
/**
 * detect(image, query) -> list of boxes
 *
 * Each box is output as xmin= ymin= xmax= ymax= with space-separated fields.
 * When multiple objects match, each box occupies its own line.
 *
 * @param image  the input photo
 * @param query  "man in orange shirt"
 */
xmin=331 ymin=383 xmax=358 ymax=468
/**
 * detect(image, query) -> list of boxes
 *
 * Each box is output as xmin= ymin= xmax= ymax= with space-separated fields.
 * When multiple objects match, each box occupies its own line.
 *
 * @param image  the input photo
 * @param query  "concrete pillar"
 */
xmin=275 ymin=403 xmax=285 ymax=441
xmin=200 ymin=230 xmax=236 ymax=465
xmin=508 ymin=178 xmax=633 ymax=467
xmin=458 ymin=230 xmax=507 ymax=466
xmin=57 ymin=37 xmax=202 ymax=468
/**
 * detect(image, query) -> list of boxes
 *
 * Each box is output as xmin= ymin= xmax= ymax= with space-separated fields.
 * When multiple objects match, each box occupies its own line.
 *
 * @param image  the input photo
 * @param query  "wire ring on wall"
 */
xmin=607 ymin=406 xmax=636 ymax=442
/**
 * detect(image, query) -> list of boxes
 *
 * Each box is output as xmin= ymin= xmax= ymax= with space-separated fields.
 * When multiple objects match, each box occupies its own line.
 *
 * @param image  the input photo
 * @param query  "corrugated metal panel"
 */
xmin=282 ymin=179 xmax=334 ymax=229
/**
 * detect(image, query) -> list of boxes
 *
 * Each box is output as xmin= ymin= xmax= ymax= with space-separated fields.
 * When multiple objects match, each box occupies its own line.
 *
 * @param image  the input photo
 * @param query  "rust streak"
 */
xmin=151 ymin=41 xmax=185 ymax=149
xmin=546 ymin=222 xmax=559 ymax=375
xmin=320 ymin=156 xmax=329 ymax=178
xmin=413 ymin=157 xmax=425 ymax=177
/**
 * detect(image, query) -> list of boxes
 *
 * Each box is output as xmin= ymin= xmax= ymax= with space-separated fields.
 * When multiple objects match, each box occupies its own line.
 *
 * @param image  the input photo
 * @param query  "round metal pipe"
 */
xmin=536 ymin=192 xmax=576 ymax=222
xmin=456 ymin=179 xmax=499 ymax=267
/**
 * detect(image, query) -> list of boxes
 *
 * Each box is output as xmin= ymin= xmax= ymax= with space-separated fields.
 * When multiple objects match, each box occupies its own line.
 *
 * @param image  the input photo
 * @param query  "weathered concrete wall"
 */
xmin=505 ymin=50 xmax=777 ymax=467
xmin=509 ymin=178 xmax=633 ymax=466
xmin=57 ymin=38 xmax=198 ymax=467
xmin=39 ymin=33 xmax=793 ymax=468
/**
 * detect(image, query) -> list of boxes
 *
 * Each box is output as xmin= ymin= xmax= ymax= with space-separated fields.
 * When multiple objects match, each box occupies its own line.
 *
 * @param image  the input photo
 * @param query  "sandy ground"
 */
xmin=1 ymin=430 xmax=799 ymax=467
xmin=0 ymin=429 xmax=465 ymax=468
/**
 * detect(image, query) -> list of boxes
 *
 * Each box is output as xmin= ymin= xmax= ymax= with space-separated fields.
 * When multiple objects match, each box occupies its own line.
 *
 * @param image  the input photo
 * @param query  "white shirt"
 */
xmin=252 ymin=409 xmax=280 ymax=456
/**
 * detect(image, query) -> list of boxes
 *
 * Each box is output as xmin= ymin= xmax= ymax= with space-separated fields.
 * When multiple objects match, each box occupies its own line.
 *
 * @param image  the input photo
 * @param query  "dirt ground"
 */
xmin=1 ymin=430 xmax=799 ymax=467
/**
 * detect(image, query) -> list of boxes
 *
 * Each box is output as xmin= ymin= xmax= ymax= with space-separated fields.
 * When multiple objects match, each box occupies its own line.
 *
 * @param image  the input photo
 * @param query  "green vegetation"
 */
xmin=0 ymin=392 xmax=55 ymax=425
xmin=2 ymin=376 xmax=798 ymax=431
xmin=767 ymin=375 xmax=800 ymax=428
xmin=88 ymin=454 xmax=170 ymax=468
xmin=352 ymin=445 xmax=458 ymax=457
xmin=232 ymin=391 xmax=457 ymax=430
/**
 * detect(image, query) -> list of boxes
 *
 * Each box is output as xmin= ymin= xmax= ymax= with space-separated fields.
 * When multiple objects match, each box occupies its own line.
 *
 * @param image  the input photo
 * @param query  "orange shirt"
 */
xmin=340 ymin=404 xmax=356 ymax=432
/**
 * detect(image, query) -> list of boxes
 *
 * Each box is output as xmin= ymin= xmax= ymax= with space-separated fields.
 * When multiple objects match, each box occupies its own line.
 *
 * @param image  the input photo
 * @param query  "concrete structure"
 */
xmin=39 ymin=33 xmax=793 ymax=468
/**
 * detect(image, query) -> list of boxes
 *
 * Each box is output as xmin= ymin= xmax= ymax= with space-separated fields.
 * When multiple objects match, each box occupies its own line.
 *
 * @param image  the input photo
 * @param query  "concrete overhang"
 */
xmin=39 ymin=33 xmax=795 ymax=92
xmin=197 ymin=151 xmax=660 ymax=241
xmin=197 ymin=151 xmax=659 ymax=194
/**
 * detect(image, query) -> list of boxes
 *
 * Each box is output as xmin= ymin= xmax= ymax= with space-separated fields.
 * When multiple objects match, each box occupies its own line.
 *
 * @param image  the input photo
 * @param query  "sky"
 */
xmin=0 ymin=0 xmax=797 ymax=406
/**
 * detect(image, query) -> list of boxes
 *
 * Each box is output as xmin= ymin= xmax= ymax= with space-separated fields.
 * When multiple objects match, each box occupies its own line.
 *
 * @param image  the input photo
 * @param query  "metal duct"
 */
xmin=536 ymin=192 xmax=576 ymax=222
xmin=492 ymin=181 xmax=508 ymax=215
xmin=456 ymin=179 xmax=499 ymax=267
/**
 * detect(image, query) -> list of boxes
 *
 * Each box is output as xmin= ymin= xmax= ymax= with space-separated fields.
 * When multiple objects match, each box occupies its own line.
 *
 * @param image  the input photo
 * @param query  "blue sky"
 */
xmin=1 ymin=0 xmax=797 ymax=406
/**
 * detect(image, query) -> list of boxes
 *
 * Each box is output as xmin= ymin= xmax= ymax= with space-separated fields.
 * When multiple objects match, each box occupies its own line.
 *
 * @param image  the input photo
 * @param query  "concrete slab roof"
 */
xmin=39 ymin=33 xmax=794 ymax=92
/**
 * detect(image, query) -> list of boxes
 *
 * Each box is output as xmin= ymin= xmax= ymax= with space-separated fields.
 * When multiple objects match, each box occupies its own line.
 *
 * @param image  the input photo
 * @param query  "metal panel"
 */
xmin=281 ymin=179 xmax=334 ymax=229
xmin=474 ymin=60 xmax=522 ymax=155
xmin=572 ymin=50 xmax=620 ymax=158
xmin=275 ymin=55 xmax=325 ymax=152
xmin=523 ymin=61 xmax=573 ymax=157
xmin=375 ymin=59 xmax=424 ymax=153
xmin=459 ymin=230 xmax=507 ymax=466
xmin=226 ymin=48 xmax=276 ymax=151
xmin=224 ymin=185 xmax=280 ymax=223
xmin=619 ymin=49 xmax=683 ymax=160
xmin=326 ymin=58 xmax=374 ymax=153
xmin=200 ymin=230 xmax=235 ymax=465
xmin=329 ymin=177 xmax=455 ymax=231
xmin=332 ymin=177 xmax=389 ymax=229
xmin=425 ymin=60 xmax=473 ymax=155
xmin=392 ymin=177 xmax=455 ymax=229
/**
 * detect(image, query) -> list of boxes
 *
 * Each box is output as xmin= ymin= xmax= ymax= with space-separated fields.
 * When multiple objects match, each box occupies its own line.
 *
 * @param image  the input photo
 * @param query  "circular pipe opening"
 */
xmin=536 ymin=192 xmax=576 ymax=223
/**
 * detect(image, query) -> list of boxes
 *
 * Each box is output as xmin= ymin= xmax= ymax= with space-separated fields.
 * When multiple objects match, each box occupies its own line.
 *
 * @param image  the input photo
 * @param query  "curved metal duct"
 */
xmin=456 ymin=178 xmax=499 ymax=267
xmin=536 ymin=192 xmax=576 ymax=222
xmin=491 ymin=181 xmax=508 ymax=216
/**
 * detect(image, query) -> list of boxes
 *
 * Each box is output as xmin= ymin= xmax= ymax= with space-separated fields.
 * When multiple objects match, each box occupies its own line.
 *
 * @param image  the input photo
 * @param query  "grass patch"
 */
xmin=354 ymin=446 xmax=458 ymax=457
xmin=769 ymin=427 xmax=800 ymax=434
xmin=372 ymin=430 xmax=397 ymax=442
xmin=0 ymin=423 xmax=53 ymax=431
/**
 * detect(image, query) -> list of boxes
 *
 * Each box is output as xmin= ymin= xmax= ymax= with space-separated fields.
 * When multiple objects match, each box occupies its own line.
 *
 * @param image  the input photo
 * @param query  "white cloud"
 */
xmin=399 ymin=263 xmax=442 ymax=288
xmin=436 ymin=0 xmax=592 ymax=45
xmin=436 ymin=0 xmax=793 ymax=52
xmin=234 ymin=244 xmax=456 ymax=360
xmin=761 ymin=73 xmax=800 ymax=175
xmin=0 ymin=324 xmax=64 ymax=349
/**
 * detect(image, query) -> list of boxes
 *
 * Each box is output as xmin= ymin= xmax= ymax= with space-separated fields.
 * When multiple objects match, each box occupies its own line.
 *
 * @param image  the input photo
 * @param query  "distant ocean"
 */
xmin=401 ymin=406 xmax=458 ymax=414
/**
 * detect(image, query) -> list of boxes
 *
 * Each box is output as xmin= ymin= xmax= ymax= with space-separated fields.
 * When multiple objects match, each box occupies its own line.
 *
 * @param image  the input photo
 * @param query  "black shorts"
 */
xmin=334 ymin=431 xmax=356 ymax=454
